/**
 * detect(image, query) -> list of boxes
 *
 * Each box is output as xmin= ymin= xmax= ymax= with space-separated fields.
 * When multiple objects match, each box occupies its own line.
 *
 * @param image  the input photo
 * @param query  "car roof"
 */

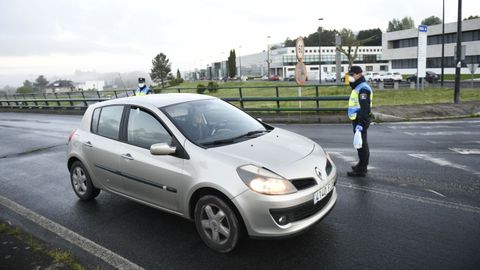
xmin=93 ymin=93 xmax=215 ymax=108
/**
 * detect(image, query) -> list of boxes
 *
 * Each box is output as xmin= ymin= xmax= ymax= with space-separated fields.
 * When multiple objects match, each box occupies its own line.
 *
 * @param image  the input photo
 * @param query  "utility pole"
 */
xmin=267 ymin=36 xmax=271 ymax=78
xmin=318 ymin=18 xmax=324 ymax=84
xmin=454 ymin=0 xmax=462 ymax=104
xmin=441 ymin=0 xmax=445 ymax=87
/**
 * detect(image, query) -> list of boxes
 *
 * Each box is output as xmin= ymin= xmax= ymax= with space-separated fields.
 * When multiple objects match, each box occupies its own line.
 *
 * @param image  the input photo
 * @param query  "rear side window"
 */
xmin=91 ymin=108 xmax=101 ymax=133
xmin=127 ymin=107 xmax=171 ymax=149
xmin=96 ymin=106 xmax=124 ymax=140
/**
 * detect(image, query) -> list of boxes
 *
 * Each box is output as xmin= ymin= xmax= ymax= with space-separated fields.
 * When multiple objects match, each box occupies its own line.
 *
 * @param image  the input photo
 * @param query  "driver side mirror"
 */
xmin=150 ymin=143 xmax=176 ymax=155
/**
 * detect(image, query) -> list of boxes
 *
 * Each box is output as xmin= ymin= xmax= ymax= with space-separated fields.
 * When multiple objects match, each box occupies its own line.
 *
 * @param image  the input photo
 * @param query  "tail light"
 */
xmin=68 ymin=129 xmax=77 ymax=143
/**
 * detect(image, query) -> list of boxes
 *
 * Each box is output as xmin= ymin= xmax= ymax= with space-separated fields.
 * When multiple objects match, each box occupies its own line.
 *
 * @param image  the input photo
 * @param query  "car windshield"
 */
xmin=162 ymin=98 xmax=271 ymax=147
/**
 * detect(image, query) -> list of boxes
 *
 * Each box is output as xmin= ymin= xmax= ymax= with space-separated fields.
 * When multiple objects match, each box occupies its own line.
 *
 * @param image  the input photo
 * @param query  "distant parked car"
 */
xmin=364 ymin=72 xmax=374 ymax=82
xmin=372 ymin=72 xmax=382 ymax=82
xmin=392 ymin=72 xmax=403 ymax=82
xmin=269 ymin=74 xmax=280 ymax=81
xmin=286 ymin=75 xmax=295 ymax=81
xmin=324 ymin=73 xmax=336 ymax=82
xmin=407 ymin=71 xmax=439 ymax=83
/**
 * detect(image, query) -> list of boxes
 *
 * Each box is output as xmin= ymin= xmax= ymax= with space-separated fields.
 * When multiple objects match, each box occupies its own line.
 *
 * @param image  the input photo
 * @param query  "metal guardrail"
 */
xmin=0 ymin=86 xmax=349 ymax=113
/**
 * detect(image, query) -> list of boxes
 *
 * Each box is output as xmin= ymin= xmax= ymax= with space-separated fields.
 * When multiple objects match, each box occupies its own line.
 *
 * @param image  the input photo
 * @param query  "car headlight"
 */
xmin=237 ymin=165 xmax=297 ymax=195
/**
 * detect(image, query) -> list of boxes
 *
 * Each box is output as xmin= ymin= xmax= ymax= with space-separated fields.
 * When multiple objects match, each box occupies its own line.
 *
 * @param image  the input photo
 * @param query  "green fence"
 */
xmin=0 ymin=86 xmax=349 ymax=113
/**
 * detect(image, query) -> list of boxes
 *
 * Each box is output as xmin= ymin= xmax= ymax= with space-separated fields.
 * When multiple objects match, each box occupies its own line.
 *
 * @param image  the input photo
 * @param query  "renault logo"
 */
xmin=315 ymin=167 xmax=322 ymax=180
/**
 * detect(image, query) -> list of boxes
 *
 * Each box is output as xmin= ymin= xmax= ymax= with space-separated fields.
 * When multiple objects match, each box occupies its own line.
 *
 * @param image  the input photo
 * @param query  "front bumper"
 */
xmin=233 ymin=185 xmax=337 ymax=238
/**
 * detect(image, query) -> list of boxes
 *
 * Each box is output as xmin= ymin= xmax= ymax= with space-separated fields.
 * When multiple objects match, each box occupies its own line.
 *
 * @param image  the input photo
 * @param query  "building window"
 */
xmin=366 ymin=66 xmax=373 ymax=71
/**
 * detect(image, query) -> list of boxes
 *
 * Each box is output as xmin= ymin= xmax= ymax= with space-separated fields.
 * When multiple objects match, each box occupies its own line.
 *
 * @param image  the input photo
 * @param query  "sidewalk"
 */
xmin=254 ymin=101 xmax=480 ymax=123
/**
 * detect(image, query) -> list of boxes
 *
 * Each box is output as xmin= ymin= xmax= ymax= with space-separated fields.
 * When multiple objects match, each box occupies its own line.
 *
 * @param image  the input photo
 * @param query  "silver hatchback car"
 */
xmin=67 ymin=93 xmax=337 ymax=253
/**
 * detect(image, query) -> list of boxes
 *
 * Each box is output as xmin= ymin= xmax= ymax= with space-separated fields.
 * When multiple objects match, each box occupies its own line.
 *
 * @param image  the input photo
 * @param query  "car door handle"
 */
xmin=83 ymin=141 xmax=93 ymax=148
xmin=121 ymin=153 xmax=134 ymax=160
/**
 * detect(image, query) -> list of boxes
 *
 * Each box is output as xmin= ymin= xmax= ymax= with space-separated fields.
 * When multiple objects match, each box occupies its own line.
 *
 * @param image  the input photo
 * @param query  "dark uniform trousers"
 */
xmin=352 ymin=121 xmax=369 ymax=171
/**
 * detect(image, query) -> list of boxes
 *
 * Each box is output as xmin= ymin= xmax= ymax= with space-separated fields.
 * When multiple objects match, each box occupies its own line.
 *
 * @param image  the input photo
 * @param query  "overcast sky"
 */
xmin=0 ymin=0 xmax=478 ymax=85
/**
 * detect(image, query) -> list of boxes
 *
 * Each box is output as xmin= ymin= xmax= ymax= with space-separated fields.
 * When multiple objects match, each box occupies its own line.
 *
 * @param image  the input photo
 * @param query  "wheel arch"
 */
xmin=188 ymin=187 xmax=247 ymax=233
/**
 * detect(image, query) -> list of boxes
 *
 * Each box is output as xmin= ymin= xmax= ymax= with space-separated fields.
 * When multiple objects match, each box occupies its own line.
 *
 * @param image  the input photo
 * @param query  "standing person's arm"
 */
xmin=356 ymin=89 xmax=371 ymax=129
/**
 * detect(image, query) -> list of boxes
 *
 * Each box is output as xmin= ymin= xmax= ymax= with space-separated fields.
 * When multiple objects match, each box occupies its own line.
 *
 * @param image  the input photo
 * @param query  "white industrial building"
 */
xmin=382 ymin=18 xmax=480 ymax=75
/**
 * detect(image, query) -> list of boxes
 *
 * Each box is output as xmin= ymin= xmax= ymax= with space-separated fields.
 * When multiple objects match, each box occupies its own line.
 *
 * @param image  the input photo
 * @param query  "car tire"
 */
xmin=194 ymin=195 xmax=242 ymax=253
xmin=70 ymin=161 xmax=100 ymax=201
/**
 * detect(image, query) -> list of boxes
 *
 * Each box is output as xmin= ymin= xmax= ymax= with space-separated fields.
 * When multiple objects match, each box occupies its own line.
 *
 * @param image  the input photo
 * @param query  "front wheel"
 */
xmin=70 ymin=161 xmax=100 ymax=201
xmin=194 ymin=195 xmax=242 ymax=253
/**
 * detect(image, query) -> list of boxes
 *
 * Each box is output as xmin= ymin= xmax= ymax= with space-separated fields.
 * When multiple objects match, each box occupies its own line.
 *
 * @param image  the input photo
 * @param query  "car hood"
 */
xmin=209 ymin=127 xmax=316 ymax=171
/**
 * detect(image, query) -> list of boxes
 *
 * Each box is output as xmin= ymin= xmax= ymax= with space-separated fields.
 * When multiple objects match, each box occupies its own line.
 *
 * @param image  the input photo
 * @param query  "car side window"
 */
xmin=97 ymin=106 xmax=124 ymax=140
xmin=91 ymin=108 xmax=101 ymax=133
xmin=127 ymin=107 xmax=171 ymax=149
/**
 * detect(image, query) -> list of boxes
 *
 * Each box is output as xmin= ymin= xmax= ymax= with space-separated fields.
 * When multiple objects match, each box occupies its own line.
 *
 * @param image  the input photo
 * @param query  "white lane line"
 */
xmin=387 ymin=120 xmax=480 ymax=125
xmin=329 ymin=152 xmax=376 ymax=170
xmin=387 ymin=125 xmax=457 ymax=130
xmin=337 ymin=183 xmax=480 ymax=214
xmin=425 ymin=189 xmax=446 ymax=198
xmin=408 ymin=153 xmax=480 ymax=176
xmin=0 ymin=195 xmax=144 ymax=270
xmin=329 ymin=152 xmax=356 ymax=163
xmin=404 ymin=131 xmax=478 ymax=136
xmin=449 ymin=148 xmax=480 ymax=155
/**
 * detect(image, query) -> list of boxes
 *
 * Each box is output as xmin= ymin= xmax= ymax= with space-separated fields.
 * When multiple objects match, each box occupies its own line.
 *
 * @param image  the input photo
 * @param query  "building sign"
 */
xmin=417 ymin=25 xmax=428 ymax=78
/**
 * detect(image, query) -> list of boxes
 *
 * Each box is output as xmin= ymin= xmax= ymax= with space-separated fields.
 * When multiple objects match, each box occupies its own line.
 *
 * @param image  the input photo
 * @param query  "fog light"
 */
xmin=278 ymin=215 xmax=287 ymax=225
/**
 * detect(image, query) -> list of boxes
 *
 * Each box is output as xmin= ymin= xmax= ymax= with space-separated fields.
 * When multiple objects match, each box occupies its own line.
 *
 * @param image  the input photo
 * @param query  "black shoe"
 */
xmin=351 ymin=164 xmax=368 ymax=172
xmin=347 ymin=170 xmax=367 ymax=177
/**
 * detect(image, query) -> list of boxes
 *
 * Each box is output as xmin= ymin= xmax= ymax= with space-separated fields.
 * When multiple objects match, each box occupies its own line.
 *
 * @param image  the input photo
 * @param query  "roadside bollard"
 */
xmin=379 ymin=81 xmax=384 ymax=90
xmin=410 ymin=81 xmax=415 ymax=89
xmin=394 ymin=81 xmax=399 ymax=89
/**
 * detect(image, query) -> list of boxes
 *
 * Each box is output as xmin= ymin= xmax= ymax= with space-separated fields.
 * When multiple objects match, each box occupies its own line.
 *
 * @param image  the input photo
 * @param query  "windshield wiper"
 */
xmin=201 ymin=129 xmax=269 ymax=147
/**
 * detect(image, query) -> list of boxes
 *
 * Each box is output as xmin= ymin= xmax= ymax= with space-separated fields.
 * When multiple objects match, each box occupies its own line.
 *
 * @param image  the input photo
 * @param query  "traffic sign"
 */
xmin=295 ymin=62 xmax=307 ymax=86
xmin=295 ymin=37 xmax=305 ymax=61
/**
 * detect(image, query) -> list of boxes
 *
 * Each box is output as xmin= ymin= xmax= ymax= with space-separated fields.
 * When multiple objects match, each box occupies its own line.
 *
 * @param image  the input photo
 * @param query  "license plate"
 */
xmin=313 ymin=180 xmax=334 ymax=205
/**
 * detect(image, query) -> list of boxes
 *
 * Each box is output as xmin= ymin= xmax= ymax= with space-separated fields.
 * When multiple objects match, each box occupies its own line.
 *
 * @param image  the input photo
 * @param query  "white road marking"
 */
xmin=0 ymin=195 xmax=144 ymax=270
xmin=449 ymin=148 xmax=480 ymax=155
xmin=329 ymin=152 xmax=356 ymax=163
xmin=408 ymin=153 xmax=480 ymax=176
xmin=387 ymin=125 xmax=457 ymax=130
xmin=404 ymin=131 xmax=478 ymax=136
xmin=425 ymin=189 xmax=446 ymax=198
xmin=328 ymin=152 xmax=376 ymax=170
xmin=387 ymin=120 xmax=480 ymax=125
xmin=337 ymin=183 xmax=480 ymax=214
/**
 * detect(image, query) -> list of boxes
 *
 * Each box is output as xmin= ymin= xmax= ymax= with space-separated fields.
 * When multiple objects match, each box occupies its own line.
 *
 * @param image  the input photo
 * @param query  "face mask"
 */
xmin=348 ymin=76 xmax=355 ymax=83
xmin=138 ymin=83 xmax=145 ymax=88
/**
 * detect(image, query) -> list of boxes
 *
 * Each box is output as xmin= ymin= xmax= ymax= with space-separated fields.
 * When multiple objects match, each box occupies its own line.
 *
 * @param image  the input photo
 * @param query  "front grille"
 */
xmin=290 ymin=178 xmax=317 ymax=190
xmin=269 ymin=190 xmax=334 ymax=226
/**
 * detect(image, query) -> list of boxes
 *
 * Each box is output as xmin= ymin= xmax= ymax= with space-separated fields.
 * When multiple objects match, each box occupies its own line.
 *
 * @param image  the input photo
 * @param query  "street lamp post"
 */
xmin=318 ymin=18 xmax=324 ymax=84
xmin=267 ymin=36 xmax=271 ymax=78
xmin=454 ymin=0 xmax=462 ymax=104
xmin=238 ymin=45 xmax=242 ymax=78
xmin=441 ymin=0 xmax=445 ymax=87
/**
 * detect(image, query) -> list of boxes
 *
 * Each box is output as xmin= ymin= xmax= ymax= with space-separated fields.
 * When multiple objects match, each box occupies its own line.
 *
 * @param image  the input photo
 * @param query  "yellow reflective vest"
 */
xmin=348 ymin=82 xmax=373 ymax=120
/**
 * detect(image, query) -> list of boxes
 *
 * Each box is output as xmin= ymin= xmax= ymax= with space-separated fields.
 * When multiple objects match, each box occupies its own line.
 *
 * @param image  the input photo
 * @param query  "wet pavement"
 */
xmin=0 ymin=112 xmax=479 ymax=270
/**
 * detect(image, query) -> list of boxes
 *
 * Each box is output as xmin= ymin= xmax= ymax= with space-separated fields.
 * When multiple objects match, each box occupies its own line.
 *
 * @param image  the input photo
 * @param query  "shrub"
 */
xmin=197 ymin=84 xmax=206 ymax=94
xmin=207 ymin=81 xmax=219 ymax=93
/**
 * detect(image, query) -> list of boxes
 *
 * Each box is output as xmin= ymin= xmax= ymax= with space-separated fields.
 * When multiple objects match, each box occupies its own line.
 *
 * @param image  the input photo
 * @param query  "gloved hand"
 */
xmin=355 ymin=125 xmax=363 ymax=132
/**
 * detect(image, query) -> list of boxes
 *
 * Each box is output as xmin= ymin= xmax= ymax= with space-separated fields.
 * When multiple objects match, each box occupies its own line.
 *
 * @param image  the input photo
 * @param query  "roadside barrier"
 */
xmin=0 ymin=86 xmax=350 ymax=113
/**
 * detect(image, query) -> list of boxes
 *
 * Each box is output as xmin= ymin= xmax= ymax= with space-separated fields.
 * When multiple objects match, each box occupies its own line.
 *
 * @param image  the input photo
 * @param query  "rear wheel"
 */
xmin=194 ymin=195 xmax=241 ymax=253
xmin=70 ymin=161 xmax=100 ymax=201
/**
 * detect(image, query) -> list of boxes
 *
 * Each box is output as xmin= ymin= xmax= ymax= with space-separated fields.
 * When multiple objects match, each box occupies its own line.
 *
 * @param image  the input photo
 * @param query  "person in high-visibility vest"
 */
xmin=135 ymin=77 xmax=152 ymax=96
xmin=347 ymin=66 xmax=373 ymax=177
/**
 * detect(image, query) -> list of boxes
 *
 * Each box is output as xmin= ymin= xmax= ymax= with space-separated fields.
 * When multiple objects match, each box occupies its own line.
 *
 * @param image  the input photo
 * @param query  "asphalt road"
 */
xmin=0 ymin=112 xmax=479 ymax=270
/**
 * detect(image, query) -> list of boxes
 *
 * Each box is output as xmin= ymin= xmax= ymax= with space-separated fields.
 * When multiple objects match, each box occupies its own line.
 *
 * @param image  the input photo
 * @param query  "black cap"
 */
xmin=138 ymin=77 xmax=146 ymax=83
xmin=349 ymin=66 xmax=363 ymax=75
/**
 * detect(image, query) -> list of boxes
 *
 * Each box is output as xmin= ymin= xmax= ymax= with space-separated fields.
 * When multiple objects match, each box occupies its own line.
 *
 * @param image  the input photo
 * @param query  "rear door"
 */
xmin=81 ymin=105 xmax=125 ymax=192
